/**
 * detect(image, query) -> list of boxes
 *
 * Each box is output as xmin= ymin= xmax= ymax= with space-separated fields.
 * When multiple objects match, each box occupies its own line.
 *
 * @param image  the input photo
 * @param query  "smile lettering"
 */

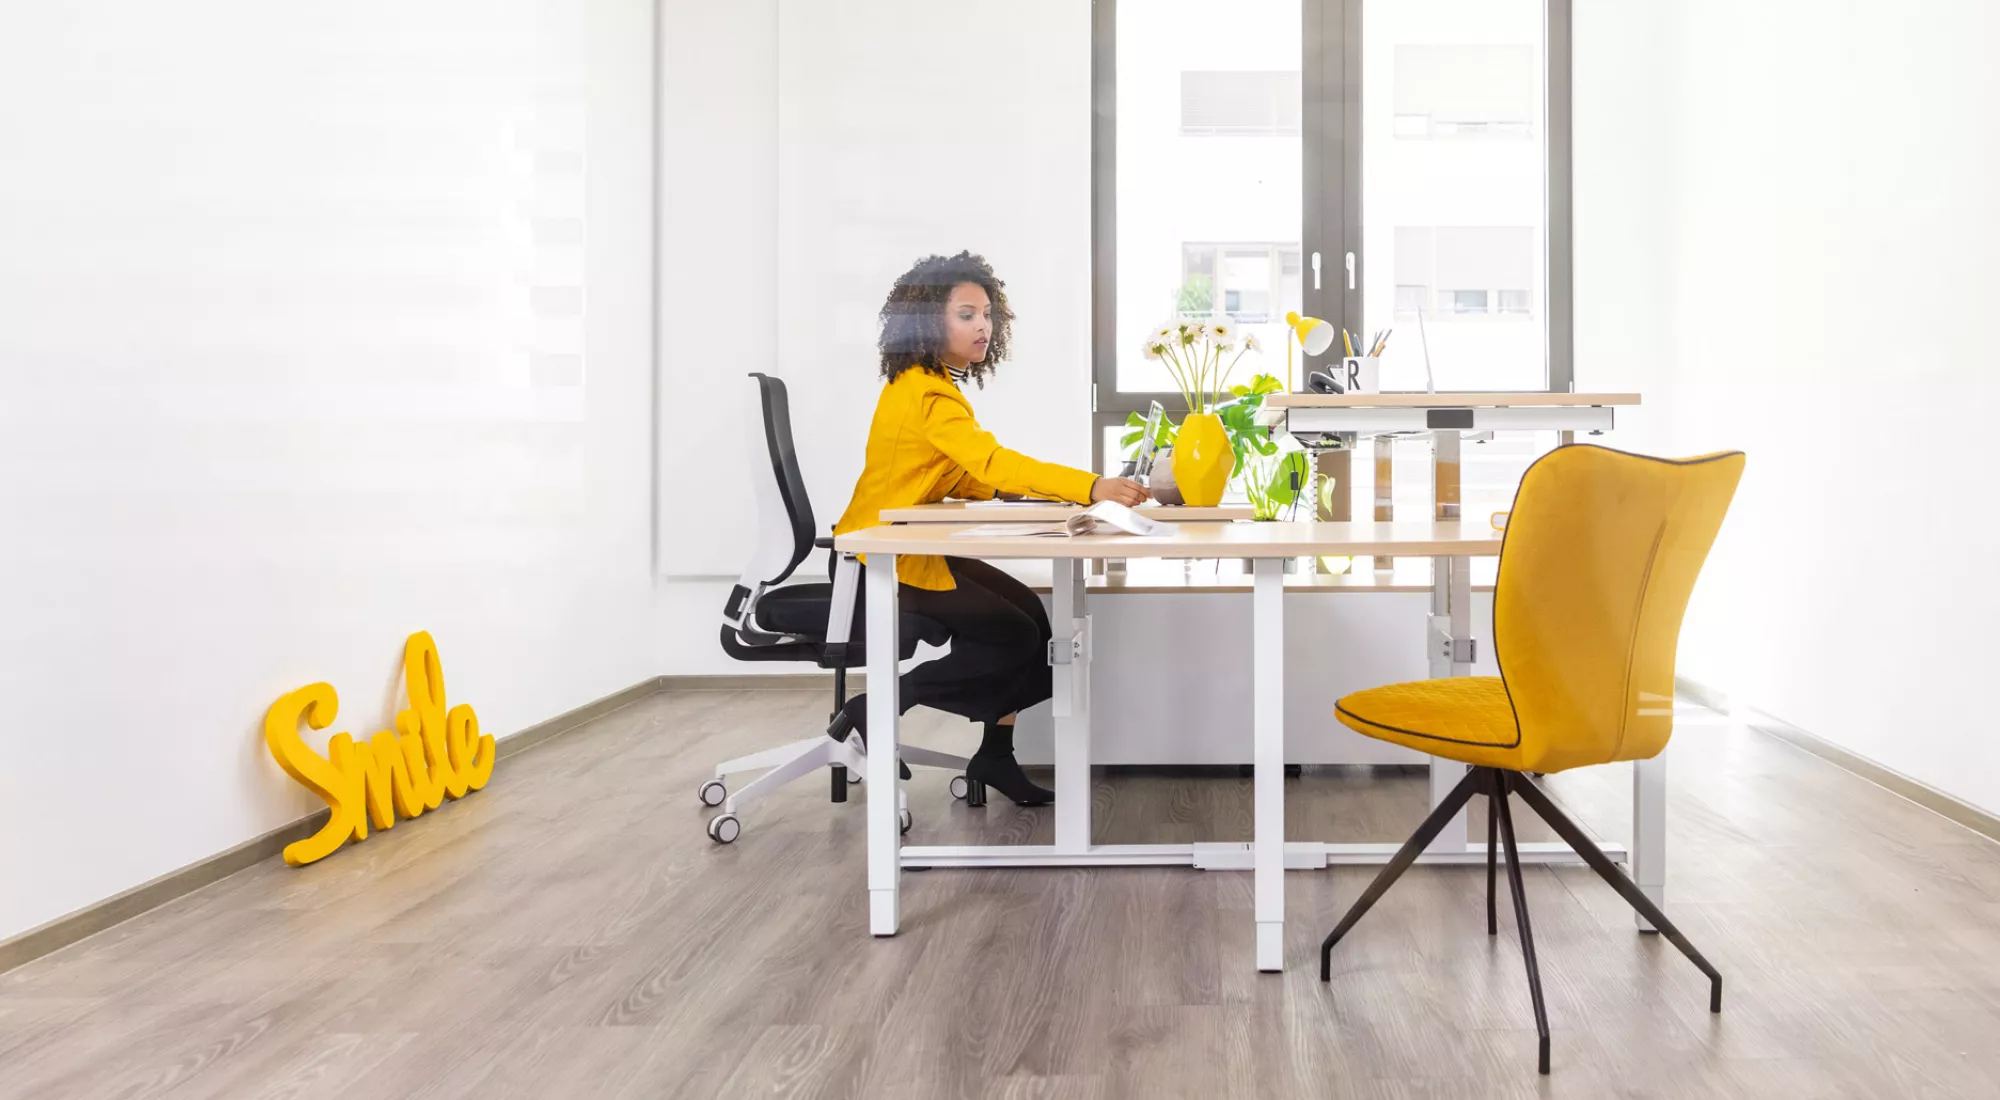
xmin=262 ymin=632 xmax=495 ymax=866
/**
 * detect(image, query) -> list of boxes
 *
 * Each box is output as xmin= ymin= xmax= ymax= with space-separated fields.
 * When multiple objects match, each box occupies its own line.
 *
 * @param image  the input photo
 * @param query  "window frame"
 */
xmin=1089 ymin=0 xmax=1574 ymax=473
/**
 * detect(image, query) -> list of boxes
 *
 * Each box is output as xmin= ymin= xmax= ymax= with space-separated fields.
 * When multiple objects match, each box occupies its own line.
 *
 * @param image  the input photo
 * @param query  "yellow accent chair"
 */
xmin=1318 ymin=445 xmax=1746 ymax=1075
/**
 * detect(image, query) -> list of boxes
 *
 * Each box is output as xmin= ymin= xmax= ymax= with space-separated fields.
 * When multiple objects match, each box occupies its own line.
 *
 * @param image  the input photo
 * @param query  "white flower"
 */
xmin=1139 ymin=338 xmax=1166 ymax=360
xmin=1207 ymin=322 xmax=1237 ymax=350
xmin=1242 ymin=332 xmax=1263 ymax=354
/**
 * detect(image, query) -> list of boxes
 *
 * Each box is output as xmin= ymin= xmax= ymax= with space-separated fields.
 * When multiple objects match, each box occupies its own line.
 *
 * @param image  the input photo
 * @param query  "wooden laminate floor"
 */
xmin=5 ymin=690 xmax=2000 ymax=1099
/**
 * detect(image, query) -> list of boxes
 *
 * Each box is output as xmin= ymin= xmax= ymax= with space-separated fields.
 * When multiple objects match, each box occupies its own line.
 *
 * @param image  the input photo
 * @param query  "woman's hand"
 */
xmin=1090 ymin=477 xmax=1151 ymax=507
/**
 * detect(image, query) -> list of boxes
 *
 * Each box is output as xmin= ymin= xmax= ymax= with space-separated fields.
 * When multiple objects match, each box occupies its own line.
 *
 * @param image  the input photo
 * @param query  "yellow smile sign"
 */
xmin=263 ymin=631 xmax=496 ymax=866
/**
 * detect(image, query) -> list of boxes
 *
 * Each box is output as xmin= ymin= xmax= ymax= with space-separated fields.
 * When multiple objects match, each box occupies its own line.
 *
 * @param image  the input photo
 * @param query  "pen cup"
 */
xmin=1341 ymin=356 xmax=1381 ymax=394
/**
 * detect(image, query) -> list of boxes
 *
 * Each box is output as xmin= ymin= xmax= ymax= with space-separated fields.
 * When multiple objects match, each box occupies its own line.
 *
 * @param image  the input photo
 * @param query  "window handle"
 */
xmin=1311 ymin=251 xmax=1321 ymax=291
xmin=1345 ymin=251 xmax=1357 ymax=291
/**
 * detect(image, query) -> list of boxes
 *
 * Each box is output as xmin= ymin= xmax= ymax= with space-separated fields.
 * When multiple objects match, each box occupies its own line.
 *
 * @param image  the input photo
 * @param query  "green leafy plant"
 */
xmin=1244 ymin=449 xmax=1311 ymax=521
xmin=1215 ymin=373 xmax=1286 ymax=475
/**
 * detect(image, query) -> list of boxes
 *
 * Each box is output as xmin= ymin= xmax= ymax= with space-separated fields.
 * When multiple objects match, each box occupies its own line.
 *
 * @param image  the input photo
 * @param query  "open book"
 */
xmin=949 ymin=501 xmax=1180 ymax=539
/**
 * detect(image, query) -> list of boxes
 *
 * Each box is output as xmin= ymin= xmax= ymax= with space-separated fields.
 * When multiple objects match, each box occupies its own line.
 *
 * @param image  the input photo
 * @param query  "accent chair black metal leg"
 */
xmin=1494 ymin=772 xmax=1552 ymax=1075
xmin=1320 ymin=766 xmax=1483 ymax=982
xmin=830 ymin=764 xmax=848 ymax=803
xmin=1508 ymin=773 xmax=1724 ymax=1013
xmin=1486 ymin=769 xmax=1499 ymax=936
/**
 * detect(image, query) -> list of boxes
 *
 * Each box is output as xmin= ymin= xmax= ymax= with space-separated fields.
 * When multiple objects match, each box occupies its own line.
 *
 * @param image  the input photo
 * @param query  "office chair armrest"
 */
xmin=823 ymin=550 xmax=860 ymax=652
xmin=813 ymin=536 xmax=836 ymax=550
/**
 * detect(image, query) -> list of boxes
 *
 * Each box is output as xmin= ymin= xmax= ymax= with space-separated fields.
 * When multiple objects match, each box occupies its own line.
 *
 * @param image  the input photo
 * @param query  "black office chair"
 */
xmin=705 ymin=372 xmax=974 ymax=843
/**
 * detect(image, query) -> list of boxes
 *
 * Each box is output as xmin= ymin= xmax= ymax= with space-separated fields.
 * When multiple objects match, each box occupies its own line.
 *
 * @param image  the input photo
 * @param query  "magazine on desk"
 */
xmin=949 ymin=501 xmax=1180 ymax=539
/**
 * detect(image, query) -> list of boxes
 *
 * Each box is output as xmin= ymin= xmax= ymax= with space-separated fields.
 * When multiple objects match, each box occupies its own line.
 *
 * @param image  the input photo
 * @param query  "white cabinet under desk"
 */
xmin=1005 ymin=558 xmax=1499 ymax=768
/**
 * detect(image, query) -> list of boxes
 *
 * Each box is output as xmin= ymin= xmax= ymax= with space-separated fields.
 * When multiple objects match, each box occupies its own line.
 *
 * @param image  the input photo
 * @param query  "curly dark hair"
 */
xmin=878 ymin=251 xmax=1014 ymax=386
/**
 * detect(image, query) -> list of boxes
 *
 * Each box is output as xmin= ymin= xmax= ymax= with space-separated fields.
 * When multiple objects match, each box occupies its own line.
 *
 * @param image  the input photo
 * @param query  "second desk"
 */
xmin=835 ymin=519 xmax=1650 ymax=973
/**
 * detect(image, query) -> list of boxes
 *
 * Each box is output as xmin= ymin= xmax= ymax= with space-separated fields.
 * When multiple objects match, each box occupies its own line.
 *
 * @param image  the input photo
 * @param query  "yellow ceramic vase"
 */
xmin=1171 ymin=412 xmax=1234 ymax=507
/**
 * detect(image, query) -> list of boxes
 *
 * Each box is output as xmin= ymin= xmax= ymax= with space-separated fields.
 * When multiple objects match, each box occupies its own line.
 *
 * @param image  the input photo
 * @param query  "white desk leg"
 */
xmin=865 ymin=553 xmax=901 ymax=936
xmin=1051 ymin=558 xmax=1091 ymax=855
xmin=1252 ymin=558 xmax=1286 ymax=972
xmin=1632 ymin=750 xmax=1666 ymax=932
xmin=1424 ymin=554 xmax=1472 ymax=852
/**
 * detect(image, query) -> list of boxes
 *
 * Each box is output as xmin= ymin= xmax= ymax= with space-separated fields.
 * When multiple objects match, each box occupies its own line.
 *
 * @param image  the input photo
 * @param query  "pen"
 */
xmin=1343 ymin=330 xmax=1354 ymax=357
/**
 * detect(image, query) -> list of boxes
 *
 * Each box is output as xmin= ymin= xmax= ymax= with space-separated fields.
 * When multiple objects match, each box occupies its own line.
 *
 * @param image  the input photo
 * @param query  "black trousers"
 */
xmin=849 ymin=556 xmax=1053 ymax=726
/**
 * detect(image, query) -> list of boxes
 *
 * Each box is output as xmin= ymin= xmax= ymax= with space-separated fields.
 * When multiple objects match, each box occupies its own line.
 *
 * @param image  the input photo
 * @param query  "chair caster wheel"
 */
xmin=707 ymin=814 xmax=741 ymax=844
xmin=949 ymin=775 xmax=970 ymax=800
xmin=698 ymin=779 xmax=727 ymax=807
xmin=899 ymin=809 xmax=913 ymax=835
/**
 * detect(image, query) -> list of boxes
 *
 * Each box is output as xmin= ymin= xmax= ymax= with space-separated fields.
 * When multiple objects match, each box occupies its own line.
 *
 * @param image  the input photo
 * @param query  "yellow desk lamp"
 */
xmin=1284 ymin=311 xmax=1335 ymax=391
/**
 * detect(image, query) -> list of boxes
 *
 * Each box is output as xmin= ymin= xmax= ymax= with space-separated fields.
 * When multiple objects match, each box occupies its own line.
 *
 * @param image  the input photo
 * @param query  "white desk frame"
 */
xmin=846 ymin=522 xmax=1659 ymax=973
xmin=1263 ymin=392 xmax=1643 ymax=526
xmin=1261 ymin=392 xmax=1640 ymax=437
xmin=880 ymin=502 xmax=1251 ymax=524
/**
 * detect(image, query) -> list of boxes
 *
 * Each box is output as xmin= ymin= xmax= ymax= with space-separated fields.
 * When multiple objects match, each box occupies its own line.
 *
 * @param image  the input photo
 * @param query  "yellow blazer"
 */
xmin=833 ymin=367 xmax=1098 ymax=591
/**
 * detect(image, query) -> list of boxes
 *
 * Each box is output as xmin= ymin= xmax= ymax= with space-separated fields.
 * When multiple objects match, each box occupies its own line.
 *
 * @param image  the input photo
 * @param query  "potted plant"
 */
xmin=1137 ymin=321 xmax=1262 ymax=506
xmin=1120 ymin=372 xmax=1289 ymax=506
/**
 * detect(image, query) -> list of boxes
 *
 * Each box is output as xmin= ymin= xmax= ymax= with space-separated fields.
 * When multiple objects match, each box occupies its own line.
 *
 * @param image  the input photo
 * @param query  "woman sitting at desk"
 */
xmin=830 ymin=251 xmax=1149 ymax=806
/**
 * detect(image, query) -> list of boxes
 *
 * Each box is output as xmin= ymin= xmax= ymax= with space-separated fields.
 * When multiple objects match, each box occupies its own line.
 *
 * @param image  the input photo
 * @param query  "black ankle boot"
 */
xmin=965 ymin=751 xmax=1053 ymax=807
xmin=827 ymin=699 xmax=909 ymax=780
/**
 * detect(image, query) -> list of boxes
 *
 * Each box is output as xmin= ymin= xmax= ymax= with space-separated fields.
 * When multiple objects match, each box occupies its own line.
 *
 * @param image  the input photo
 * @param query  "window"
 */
xmin=1181 ymin=243 xmax=1299 ymax=326
xmin=1447 ymin=289 xmax=1490 ymax=315
xmin=1180 ymin=71 xmax=1302 ymax=136
xmin=1363 ymin=2 xmax=1554 ymax=392
xmin=1223 ymin=250 xmax=1272 ymax=321
xmin=1178 ymin=248 xmax=1217 ymax=317
xmin=1392 ymin=44 xmax=1536 ymax=141
xmin=1094 ymin=0 xmax=1571 ymax=469
xmin=1107 ymin=0 xmax=1303 ymax=401
xmin=1394 ymin=284 xmax=1428 ymax=318
xmin=1386 ymin=222 xmax=1538 ymax=387
xmin=1395 ymin=227 xmax=1534 ymax=312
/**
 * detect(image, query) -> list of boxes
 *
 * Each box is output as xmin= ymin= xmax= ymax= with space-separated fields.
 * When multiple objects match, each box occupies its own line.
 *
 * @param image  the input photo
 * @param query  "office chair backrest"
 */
xmin=1493 ymin=445 xmax=1745 ymax=773
xmin=744 ymin=372 xmax=816 ymax=587
xmin=720 ymin=373 xmax=823 ymax=650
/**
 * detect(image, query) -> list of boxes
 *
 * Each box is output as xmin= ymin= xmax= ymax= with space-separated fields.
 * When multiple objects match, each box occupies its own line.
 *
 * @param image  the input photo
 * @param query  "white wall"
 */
xmin=0 ymin=0 xmax=659 ymax=942
xmin=1572 ymin=1 xmax=1678 ymax=454
xmin=658 ymin=0 xmax=1095 ymax=673
xmin=657 ymin=0 xmax=777 ymax=580
xmin=1574 ymin=0 xmax=2000 ymax=814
